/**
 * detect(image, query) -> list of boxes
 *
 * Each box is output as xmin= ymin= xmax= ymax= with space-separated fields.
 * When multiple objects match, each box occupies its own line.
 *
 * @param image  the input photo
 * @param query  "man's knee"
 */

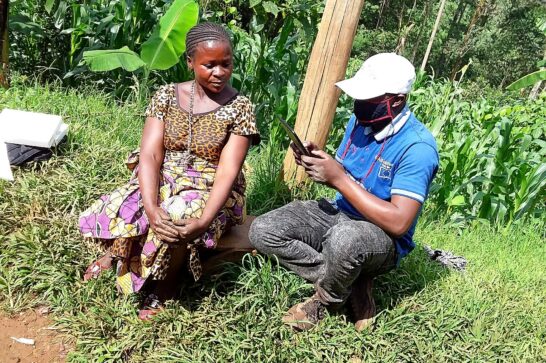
xmin=248 ymin=215 xmax=268 ymax=250
xmin=324 ymin=221 xmax=374 ymax=261
xmin=249 ymin=202 xmax=301 ymax=251
xmin=249 ymin=214 xmax=285 ymax=253
xmin=324 ymin=221 xmax=394 ymax=272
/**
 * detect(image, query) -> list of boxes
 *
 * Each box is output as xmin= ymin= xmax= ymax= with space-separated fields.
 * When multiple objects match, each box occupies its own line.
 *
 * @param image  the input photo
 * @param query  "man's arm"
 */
xmin=298 ymin=142 xmax=437 ymax=238
xmin=335 ymin=174 xmax=421 ymax=238
xmin=334 ymin=175 xmax=421 ymax=238
xmin=300 ymin=149 xmax=420 ymax=238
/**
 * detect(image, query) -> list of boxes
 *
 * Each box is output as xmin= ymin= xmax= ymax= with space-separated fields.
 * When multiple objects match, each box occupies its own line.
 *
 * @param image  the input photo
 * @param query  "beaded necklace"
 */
xmin=180 ymin=80 xmax=196 ymax=166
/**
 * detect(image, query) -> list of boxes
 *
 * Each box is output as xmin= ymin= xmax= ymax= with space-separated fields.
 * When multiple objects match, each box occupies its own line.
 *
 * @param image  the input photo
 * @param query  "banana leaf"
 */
xmin=83 ymin=46 xmax=145 ymax=72
xmin=506 ymin=70 xmax=546 ymax=91
xmin=140 ymin=0 xmax=198 ymax=71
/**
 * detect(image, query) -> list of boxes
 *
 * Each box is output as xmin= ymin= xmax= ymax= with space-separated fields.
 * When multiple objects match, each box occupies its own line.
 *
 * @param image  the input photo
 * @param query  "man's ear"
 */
xmin=393 ymin=94 xmax=407 ymax=108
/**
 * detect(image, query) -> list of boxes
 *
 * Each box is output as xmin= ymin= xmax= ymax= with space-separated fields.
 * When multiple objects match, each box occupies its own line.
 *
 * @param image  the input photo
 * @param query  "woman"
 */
xmin=79 ymin=23 xmax=260 ymax=319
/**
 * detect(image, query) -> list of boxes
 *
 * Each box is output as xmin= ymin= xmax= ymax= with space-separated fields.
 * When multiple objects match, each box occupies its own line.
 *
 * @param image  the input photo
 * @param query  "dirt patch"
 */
xmin=0 ymin=308 xmax=68 ymax=363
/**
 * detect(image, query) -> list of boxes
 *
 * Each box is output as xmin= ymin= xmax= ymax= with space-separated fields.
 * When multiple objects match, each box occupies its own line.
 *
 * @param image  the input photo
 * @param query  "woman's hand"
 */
xmin=173 ymin=218 xmax=208 ymax=242
xmin=146 ymin=206 xmax=180 ymax=243
xmin=301 ymin=149 xmax=347 ymax=188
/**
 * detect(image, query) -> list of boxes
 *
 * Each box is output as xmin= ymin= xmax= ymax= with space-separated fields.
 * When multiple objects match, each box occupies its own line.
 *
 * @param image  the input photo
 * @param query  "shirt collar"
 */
xmin=363 ymin=106 xmax=411 ymax=141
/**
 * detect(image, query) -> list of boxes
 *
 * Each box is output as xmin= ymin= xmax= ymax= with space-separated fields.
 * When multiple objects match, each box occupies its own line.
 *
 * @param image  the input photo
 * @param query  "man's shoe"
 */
xmin=350 ymin=276 xmax=376 ymax=332
xmin=282 ymin=294 xmax=326 ymax=331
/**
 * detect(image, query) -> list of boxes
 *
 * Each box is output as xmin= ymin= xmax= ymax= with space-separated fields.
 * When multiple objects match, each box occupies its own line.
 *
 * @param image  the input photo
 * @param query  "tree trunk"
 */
xmin=397 ymin=0 xmax=406 ymax=34
xmin=282 ymin=0 xmax=366 ymax=185
xmin=410 ymin=0 xmax=431 ymax=63
xmin=406 ymin=0 xmax=418 ymax=25
xmin=376 ymin=0 xmax=390 ymax=29
xmin=450 ymin=0 xmax=487 ymax=80
xmin=530 ymin=81 xmax=544 ymax=99
xmin=439 ymin=0 xmax=468 ymax=75
xmin=396 ymin=0 xmax=419 ymax=52
xmin=396 ymin=23 xmax=415 ymax=54
xmin=446 ymin=0 xmax=467 ymax=41
xmin=420 ymin=0 xmax=447 ymax=72
xmin=0 ymin=0 xmax=9 ymax=88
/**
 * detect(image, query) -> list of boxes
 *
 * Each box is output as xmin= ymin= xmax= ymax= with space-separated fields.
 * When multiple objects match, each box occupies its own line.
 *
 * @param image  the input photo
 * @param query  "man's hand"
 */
xmin=173 ymin=218 xmax=208 ymax=242
xmin=291 ymin=141 xmax=319 ymax=166
xmin=301 ymin=149 xmax=346 ymax=188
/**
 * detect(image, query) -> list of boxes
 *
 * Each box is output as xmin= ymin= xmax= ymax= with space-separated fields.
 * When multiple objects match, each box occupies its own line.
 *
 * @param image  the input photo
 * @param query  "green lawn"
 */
xmin=1 ymin=82 xmax=544 ymax=362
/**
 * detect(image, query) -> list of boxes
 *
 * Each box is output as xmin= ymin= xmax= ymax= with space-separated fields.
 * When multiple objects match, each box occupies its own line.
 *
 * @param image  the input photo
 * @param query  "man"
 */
xmin=249 ymin=53 xmax=439 ymax=331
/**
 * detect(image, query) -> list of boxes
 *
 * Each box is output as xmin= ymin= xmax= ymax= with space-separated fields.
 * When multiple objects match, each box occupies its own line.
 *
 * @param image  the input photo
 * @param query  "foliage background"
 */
xmin=5 ymin=0 xmax=546 ymax=253
xmin=0 ymin=79 xmax=544 ymax=362
xmin=5 ymin=0 xmax=546 ymax=274
xmin=9 ymin=0 xmax=546 ymax=91
xmin=1 ymin=1 xmax=545 ymax=360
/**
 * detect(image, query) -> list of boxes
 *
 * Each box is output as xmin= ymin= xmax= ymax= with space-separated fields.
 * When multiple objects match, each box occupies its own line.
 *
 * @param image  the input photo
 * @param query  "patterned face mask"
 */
xmin=353 ymin=96 xmax=396 ymax=125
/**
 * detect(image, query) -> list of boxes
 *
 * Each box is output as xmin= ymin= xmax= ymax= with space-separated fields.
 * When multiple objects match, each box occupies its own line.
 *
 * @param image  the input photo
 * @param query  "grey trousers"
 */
xmin=249 ymin=200 xmax=397 ymax=305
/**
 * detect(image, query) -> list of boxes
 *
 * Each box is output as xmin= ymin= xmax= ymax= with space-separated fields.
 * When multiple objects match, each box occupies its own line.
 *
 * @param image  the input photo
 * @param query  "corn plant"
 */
xmin=224 ymin=0 xmax=321 ymax=137
xmin=410 ymin=78 xmax=546 ymax=225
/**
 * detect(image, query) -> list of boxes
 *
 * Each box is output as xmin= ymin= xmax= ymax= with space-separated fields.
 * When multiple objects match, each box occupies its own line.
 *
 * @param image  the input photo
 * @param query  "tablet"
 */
xmin=277 ymin=117 xmax=310 ymax=156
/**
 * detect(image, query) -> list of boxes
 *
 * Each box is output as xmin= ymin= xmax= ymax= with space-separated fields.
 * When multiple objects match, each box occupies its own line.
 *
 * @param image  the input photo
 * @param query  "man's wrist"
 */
xmin=332 ymin=172 xmax=350 ymax=191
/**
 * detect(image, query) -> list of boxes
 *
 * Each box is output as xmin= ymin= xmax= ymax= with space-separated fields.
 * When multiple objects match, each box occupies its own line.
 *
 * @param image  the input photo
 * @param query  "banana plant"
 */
xmin=506 ymin=69 xmax=546 ymax=91
xmin=82 ymin=0 xmax=198 ymax=79
xmin=506 ymin=18 xmax=546 ymax=92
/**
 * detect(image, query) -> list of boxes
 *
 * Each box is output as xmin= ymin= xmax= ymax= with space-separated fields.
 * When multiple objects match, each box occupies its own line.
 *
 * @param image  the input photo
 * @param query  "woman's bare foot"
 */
xmin=83 ymin=251 xmax=113 ymax=282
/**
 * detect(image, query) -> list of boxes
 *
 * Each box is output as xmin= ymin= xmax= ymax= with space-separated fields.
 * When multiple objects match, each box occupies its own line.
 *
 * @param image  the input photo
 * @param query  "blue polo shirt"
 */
xmin=334 ymin=106 xmax=438 ymax=262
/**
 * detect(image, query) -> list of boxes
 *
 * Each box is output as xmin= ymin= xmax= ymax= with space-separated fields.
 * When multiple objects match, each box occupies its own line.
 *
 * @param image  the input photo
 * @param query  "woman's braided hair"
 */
xmin=185 ymin=22 xmax=232 ymax=58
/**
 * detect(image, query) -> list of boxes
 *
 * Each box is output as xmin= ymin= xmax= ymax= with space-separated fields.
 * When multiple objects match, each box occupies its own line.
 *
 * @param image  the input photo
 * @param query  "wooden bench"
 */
xmin=201 ymin=216 xmax=257 ymax=274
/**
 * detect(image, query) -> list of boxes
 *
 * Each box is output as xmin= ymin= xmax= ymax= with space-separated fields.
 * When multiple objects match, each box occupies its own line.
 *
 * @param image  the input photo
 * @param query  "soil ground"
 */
xmin=0 ymin=309 xmax=68 ymax=363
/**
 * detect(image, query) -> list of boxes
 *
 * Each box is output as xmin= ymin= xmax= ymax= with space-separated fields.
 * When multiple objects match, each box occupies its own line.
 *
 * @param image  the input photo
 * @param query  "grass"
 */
xmin=1 ymin=81 xmax=545 ymax=362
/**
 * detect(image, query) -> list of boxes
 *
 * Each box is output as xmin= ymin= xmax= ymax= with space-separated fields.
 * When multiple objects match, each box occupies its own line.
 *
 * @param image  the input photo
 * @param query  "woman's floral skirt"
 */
xmin=78 ymin=150 xmax=246 ymax=295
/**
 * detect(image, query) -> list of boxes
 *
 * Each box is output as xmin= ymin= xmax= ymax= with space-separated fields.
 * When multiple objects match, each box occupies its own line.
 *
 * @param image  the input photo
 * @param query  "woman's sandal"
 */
xmin=83 ymin=259 xmax=112 ymax=282
xmin=138 ymin=294 xmax=165 ymax=321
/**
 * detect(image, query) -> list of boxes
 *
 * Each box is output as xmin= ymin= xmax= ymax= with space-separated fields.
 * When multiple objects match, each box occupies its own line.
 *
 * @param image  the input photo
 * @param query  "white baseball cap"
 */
xmin=336 ymin=53 xmax=416 ymax=100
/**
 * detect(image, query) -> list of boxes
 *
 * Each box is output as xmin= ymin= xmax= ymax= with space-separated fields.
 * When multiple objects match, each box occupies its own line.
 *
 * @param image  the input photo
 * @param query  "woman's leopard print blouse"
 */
xmin=145 ymin=84 xmax=260 ymax=163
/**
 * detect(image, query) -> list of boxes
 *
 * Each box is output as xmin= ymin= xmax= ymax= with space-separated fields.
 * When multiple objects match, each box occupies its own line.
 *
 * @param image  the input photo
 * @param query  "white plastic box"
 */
xmin=0 ymin=109 xmax=68 ymax=148
xmin=0 ymin=142 xmax=13 ymax=180
xmin=0 ymin=109 xmax=69 ymax=181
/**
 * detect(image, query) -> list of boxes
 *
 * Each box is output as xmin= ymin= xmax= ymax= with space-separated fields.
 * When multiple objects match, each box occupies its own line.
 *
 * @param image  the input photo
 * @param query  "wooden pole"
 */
xmin=0 ymin=0 xmax=9 ymax=88
xmin=282 ymin=0 xmax=365 ymax=185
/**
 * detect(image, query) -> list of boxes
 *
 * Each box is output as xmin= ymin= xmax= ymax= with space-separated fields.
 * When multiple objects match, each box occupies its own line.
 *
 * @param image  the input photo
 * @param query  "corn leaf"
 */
xmin=448 ymin=195 xmax=466 ymax=206
xmin=45 ymin=0 xmax=56 ymax=14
